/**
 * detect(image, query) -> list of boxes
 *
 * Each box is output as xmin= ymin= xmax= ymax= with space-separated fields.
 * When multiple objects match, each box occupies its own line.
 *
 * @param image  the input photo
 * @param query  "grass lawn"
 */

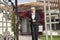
xmin=39 ymin=36 xmax=60 ymax=40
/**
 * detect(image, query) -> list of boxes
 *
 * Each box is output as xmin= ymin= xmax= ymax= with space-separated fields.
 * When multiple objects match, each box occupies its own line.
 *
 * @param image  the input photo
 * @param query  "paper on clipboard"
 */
xmin=39 ymin=25 xmax=43 ymax=32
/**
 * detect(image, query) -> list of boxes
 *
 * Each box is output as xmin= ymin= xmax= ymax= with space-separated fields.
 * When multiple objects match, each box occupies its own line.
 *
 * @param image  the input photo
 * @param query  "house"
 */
xmin=14 ymin=0 xmax=60 ymax=35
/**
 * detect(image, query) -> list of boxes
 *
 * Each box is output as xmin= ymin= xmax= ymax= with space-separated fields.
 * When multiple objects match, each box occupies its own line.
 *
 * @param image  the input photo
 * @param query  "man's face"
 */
xmin=31 ymin=9 xmax=35 ymax=13
xmin=31 ymin=7 xmax=35 ymax=13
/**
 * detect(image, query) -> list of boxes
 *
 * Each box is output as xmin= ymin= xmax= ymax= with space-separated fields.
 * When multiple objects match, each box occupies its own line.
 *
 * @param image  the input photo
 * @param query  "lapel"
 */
xmin=35 ymin=13 xmax=37 ymax=19
xmin=35 ymin=13 xmax=37 ymax=20
xmin=30 ymin=14 xmax=32 ymax=20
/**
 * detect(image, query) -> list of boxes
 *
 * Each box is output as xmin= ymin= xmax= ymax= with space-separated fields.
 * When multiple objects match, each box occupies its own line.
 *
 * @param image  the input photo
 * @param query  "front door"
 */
xmin=20 ymin=17 xmax=31 ymax=35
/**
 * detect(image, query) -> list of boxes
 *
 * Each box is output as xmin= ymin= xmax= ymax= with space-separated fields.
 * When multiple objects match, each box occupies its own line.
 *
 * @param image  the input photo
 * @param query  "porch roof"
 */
xmin=17 ymin=1 xmax=59 ymax=12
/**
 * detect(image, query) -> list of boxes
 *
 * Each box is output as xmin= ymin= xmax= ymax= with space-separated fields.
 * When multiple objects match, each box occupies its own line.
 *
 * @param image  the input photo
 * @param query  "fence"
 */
xmin=0 ymin=32 xmax=15 ymax=40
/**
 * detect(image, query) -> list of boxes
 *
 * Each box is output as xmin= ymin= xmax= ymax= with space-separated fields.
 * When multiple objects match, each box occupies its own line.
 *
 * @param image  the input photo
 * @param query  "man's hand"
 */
xmin=32 ymin=20 xmax=36 ymax=22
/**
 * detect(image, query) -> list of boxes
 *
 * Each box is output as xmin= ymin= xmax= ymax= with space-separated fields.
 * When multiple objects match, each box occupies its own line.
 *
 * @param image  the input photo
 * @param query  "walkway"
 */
xmin=19 ymin=35 xmax=32 ymax=40
xmin=19 ymin=35 xmax=41 ymax=40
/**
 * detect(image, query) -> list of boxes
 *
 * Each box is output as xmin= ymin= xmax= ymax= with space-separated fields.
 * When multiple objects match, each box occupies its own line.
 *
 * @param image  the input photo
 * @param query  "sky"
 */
xmin=12 ymin=0 xmax=36 ymax=4
xmin=0 ymin=0 xmax=36 ymax=5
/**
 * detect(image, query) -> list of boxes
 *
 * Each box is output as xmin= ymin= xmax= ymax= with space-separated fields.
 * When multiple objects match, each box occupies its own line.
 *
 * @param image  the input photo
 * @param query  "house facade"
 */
xmin=14 ymin=0 xmax=60 ymax=35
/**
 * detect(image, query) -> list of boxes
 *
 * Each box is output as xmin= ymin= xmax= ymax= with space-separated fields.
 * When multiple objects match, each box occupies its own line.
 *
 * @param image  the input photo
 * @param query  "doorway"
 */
xmin=20 ymin=17 xmax=31 ymax=35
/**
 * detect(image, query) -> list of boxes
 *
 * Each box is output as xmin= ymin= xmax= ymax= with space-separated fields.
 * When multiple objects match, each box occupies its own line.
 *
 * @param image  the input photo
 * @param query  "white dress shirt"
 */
xmin=32 ymin=13 xmax=35 ymax=20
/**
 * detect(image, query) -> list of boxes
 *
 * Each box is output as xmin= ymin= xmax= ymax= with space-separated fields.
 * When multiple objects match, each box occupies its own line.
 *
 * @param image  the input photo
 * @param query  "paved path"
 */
xmin=19 ymin=35 xmax=32 ymax=40
xmin=19 ymin=35 xmax=41 ymax=40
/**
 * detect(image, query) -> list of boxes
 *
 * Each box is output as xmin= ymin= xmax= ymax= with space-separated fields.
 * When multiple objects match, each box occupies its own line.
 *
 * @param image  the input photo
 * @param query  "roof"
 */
xmin=17 ymin=1 xmax=59 ymax=12
xmin=0 ymin=4 xmax=13 ymax=13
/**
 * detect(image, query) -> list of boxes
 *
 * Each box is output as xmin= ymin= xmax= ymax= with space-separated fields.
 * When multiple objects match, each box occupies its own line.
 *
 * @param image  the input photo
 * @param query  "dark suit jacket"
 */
xmin=29 ymin=13 xmax=40 ymax=26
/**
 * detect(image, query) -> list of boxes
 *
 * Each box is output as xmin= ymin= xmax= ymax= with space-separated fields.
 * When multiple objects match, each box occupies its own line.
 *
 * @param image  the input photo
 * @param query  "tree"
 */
xmin=11 ymin=13 xmax=16 ymax=35
xmin=11 ymin=13 xmax=20 ymax=35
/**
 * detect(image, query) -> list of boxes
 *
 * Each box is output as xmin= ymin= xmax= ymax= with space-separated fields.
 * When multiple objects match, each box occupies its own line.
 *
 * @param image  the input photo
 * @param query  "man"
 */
xmin=29 ymin=7 xmax=40 ymax=40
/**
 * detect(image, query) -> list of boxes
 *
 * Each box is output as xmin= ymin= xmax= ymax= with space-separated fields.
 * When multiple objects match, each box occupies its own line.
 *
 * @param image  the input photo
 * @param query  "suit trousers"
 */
xmin=31 ymin=24 xmax=38 ymax=40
